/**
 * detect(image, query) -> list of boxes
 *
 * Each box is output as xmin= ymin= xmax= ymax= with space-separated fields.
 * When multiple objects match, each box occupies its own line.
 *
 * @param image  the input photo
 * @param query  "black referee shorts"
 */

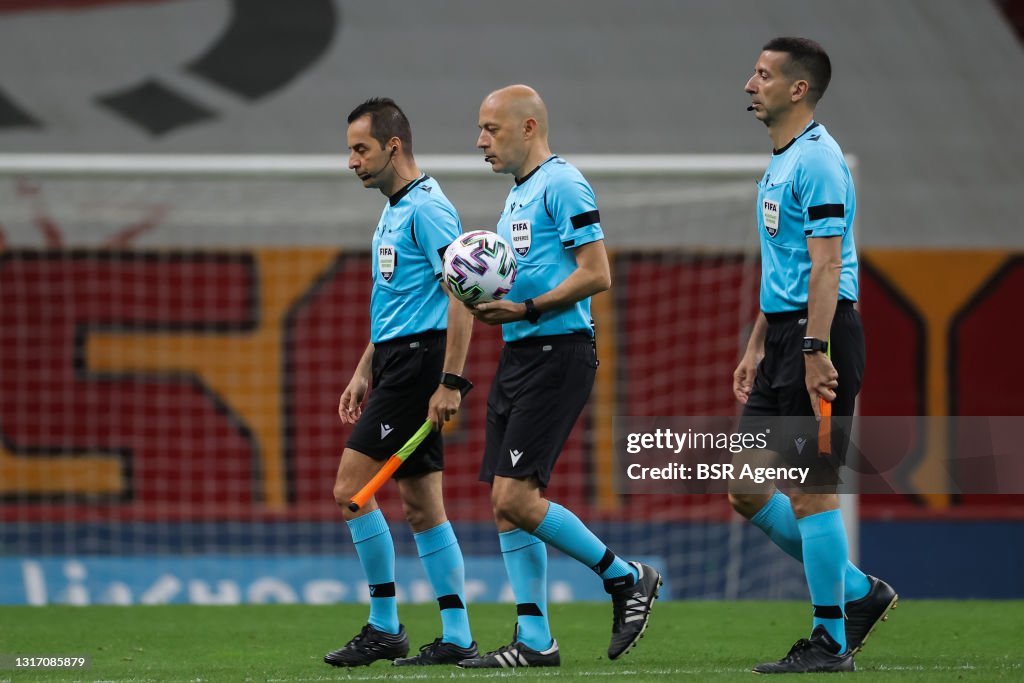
xmin=346 ymin=330 xmax=445 ymax=479
xmin=739 ymin=302 xmax=865 ymax=473
xmin=479 ymin=333 xmax=598 ymax=488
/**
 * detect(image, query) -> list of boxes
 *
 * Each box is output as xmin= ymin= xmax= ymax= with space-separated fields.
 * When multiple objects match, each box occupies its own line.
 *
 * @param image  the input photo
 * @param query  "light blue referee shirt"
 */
xmin=370 ymin=175 xmax=461 ymax=343
xmin=497 ymin=155 xmax=605 ymax=342
xmin=756 ymin=122 xmax=859 ymax=313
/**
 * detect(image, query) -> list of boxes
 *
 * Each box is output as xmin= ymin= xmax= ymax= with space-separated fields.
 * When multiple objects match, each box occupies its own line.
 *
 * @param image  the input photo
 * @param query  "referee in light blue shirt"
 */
xmin=730 ymin=38 xmax=897 ymax=674
xmin=456 ymin=85 xmax=661 ymax=670
xmin=324 ymin=98 xmax=478 ymax=668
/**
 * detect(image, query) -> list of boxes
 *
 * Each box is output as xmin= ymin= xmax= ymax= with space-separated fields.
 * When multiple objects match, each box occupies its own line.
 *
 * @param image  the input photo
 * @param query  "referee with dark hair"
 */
xmin=730 ymin=38 xmax=897 ymax=673
xmin=324 ymin=98 xmax=478 ymax=667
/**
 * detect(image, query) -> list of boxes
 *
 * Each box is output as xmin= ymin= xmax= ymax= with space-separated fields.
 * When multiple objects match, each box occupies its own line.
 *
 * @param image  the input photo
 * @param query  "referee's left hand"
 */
xmin=470 ymin=300 xmax=526 ymax=325
xmin=427 ymin=385 xmax=462 ymax=431
xmin=805 ymin=352 xmax=839 ymax=420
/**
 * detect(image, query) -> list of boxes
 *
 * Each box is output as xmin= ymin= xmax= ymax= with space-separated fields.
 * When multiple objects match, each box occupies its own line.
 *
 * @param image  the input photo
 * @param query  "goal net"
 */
xmin=0 ymin=154 xmax=847 ymax=605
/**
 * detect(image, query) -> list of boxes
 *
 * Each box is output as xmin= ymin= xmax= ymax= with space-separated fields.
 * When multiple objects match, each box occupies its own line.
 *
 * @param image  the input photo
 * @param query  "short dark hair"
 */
xmin=347 ymin=97 xmax=413 ymax=152
xmin=762 ymin=37 xmax=832 ymax=105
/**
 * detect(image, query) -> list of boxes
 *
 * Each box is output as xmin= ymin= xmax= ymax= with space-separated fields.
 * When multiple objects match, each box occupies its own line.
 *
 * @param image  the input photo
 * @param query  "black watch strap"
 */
xmin=440 ymin=372 xmax=473 ymax=397
xmin=523 ymin=298 xmax=541 ymax=324
xmin=801 ymin=337 xmax=829 ymax=354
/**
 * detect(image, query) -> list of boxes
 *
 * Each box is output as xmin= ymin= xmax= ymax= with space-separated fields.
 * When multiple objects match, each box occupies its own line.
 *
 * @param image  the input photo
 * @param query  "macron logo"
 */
xmin=380 ymin=423 xmax=394 ymax=440
xmin=794 ymin=437 xmax=807 ymax=455
xmin=510 ymin=449 xmax=524 ymax=467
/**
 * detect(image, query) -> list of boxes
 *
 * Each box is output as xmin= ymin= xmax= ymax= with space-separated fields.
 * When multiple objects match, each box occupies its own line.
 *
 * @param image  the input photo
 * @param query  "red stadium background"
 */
xmin=2 ymin=248 xmax=1021 ymax=525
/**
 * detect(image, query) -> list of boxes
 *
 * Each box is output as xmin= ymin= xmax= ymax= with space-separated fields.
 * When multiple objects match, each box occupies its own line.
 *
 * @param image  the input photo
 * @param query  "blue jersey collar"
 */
xmin=388 ymin=174 xmax=429 ymax=206
xmin=773 ymin=121 xmax=820 ymax=156
xmin=514 ymin=155 xmax=559 ymax=186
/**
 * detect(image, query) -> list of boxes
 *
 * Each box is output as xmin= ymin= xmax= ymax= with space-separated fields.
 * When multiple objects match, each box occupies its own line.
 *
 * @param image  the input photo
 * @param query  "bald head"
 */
xmin=477 ymin=84 xmax=553 ymax=178
xmin=483 ymin=84 xmax=549 ymax=138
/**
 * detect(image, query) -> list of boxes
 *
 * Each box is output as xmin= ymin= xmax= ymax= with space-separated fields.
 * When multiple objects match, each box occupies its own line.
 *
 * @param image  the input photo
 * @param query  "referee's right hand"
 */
xmin=733 ymin=353 xmax=760 ymax=405
xmin=338 ymin=376 xmax=368 ymax=424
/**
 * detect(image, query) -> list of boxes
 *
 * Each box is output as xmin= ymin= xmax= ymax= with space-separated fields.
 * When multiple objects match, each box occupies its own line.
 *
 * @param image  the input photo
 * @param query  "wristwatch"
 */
xmin=440 ymin=372 xmax=474 ymax=396
xmin=801 ymin=337 xmax=829 ymax=354
xmin=523 ymin=298 xmax=541 ymax=324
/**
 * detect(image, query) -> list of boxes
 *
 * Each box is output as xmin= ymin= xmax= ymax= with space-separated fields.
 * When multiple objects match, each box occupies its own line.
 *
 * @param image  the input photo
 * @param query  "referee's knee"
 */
xmin=728 ymin=492 xmax=772 ymax=519
xmin=490 ymin=493 xmax=523 ymax=528
xmin=332 ymin=480 xmax=357 ymax=509
xmin=491 ymin=499 xmax=514 ymax=527
xmin=490 ymin=488 xmax=547 ymax=530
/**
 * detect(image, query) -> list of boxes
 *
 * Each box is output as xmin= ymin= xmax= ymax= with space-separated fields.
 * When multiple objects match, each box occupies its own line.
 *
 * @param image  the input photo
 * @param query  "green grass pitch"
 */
xmin=2 ymin=601 xmax=1021 ymax=681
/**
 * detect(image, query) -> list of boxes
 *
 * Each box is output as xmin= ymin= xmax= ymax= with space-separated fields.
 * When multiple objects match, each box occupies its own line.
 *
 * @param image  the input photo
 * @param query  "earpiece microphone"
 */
xmin=747 ymin=105 xmax=755 ymax=111
xmin=366 ymin=146 xmax=397 ymax=179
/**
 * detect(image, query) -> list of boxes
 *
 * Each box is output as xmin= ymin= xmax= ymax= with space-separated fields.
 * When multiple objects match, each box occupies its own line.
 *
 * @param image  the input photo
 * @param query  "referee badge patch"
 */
xmin=511 ymin=220 xmax=532 ymax=256
xmin=762 ymin=198 xmax=780 ymax=237
xmin=378 ymin=245 xmax=397 ymax=281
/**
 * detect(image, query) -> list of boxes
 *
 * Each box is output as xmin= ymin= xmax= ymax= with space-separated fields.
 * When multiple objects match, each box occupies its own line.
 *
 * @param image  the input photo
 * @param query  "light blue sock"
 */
xmin=414 ymin=521 xmax=473 ymax=648
xmin=499 ymin=528 xmax=552 ymax=651
xmin=798 ymin=509 xmax=849 ymax=653
xmin=347 ymin=510 xmax=399 ymax=634
xmin=751 ymin=492 xmax=871 ymax=602
xmin=532 ymin=502 xmax=638 ymax=586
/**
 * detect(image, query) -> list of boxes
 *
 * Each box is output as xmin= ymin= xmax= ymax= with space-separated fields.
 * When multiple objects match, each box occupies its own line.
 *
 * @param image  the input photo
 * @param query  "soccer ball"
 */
xmin=443 ymin=230 xmax=517 ymax=304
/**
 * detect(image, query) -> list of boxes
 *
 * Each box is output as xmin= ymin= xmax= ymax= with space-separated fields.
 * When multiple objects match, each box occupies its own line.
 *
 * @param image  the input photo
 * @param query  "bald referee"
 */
xmin=457 ymin=85 xmax=661 ymax=669
xmin=324 ymin=98 xmax=477 ymax=667
xmin=729 ymin=38 xmax=897 ymax=673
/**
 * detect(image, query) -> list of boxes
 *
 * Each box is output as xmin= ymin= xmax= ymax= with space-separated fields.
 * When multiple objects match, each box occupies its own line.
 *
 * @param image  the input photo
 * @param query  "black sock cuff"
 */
xmin=438 ymin=594 xmax=464 ymax=610
xmin=591 ymin=548 xmax=616 ymax=575
xmin=516 ymin=602 xmax=544 ymax=617
xmin=369 ymin=582 xmax=396 ymax=598
xmin=603 ymin=570 xmax=636 ymax=593
xmin=813 ymin=604 xmax=844 ymax=619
